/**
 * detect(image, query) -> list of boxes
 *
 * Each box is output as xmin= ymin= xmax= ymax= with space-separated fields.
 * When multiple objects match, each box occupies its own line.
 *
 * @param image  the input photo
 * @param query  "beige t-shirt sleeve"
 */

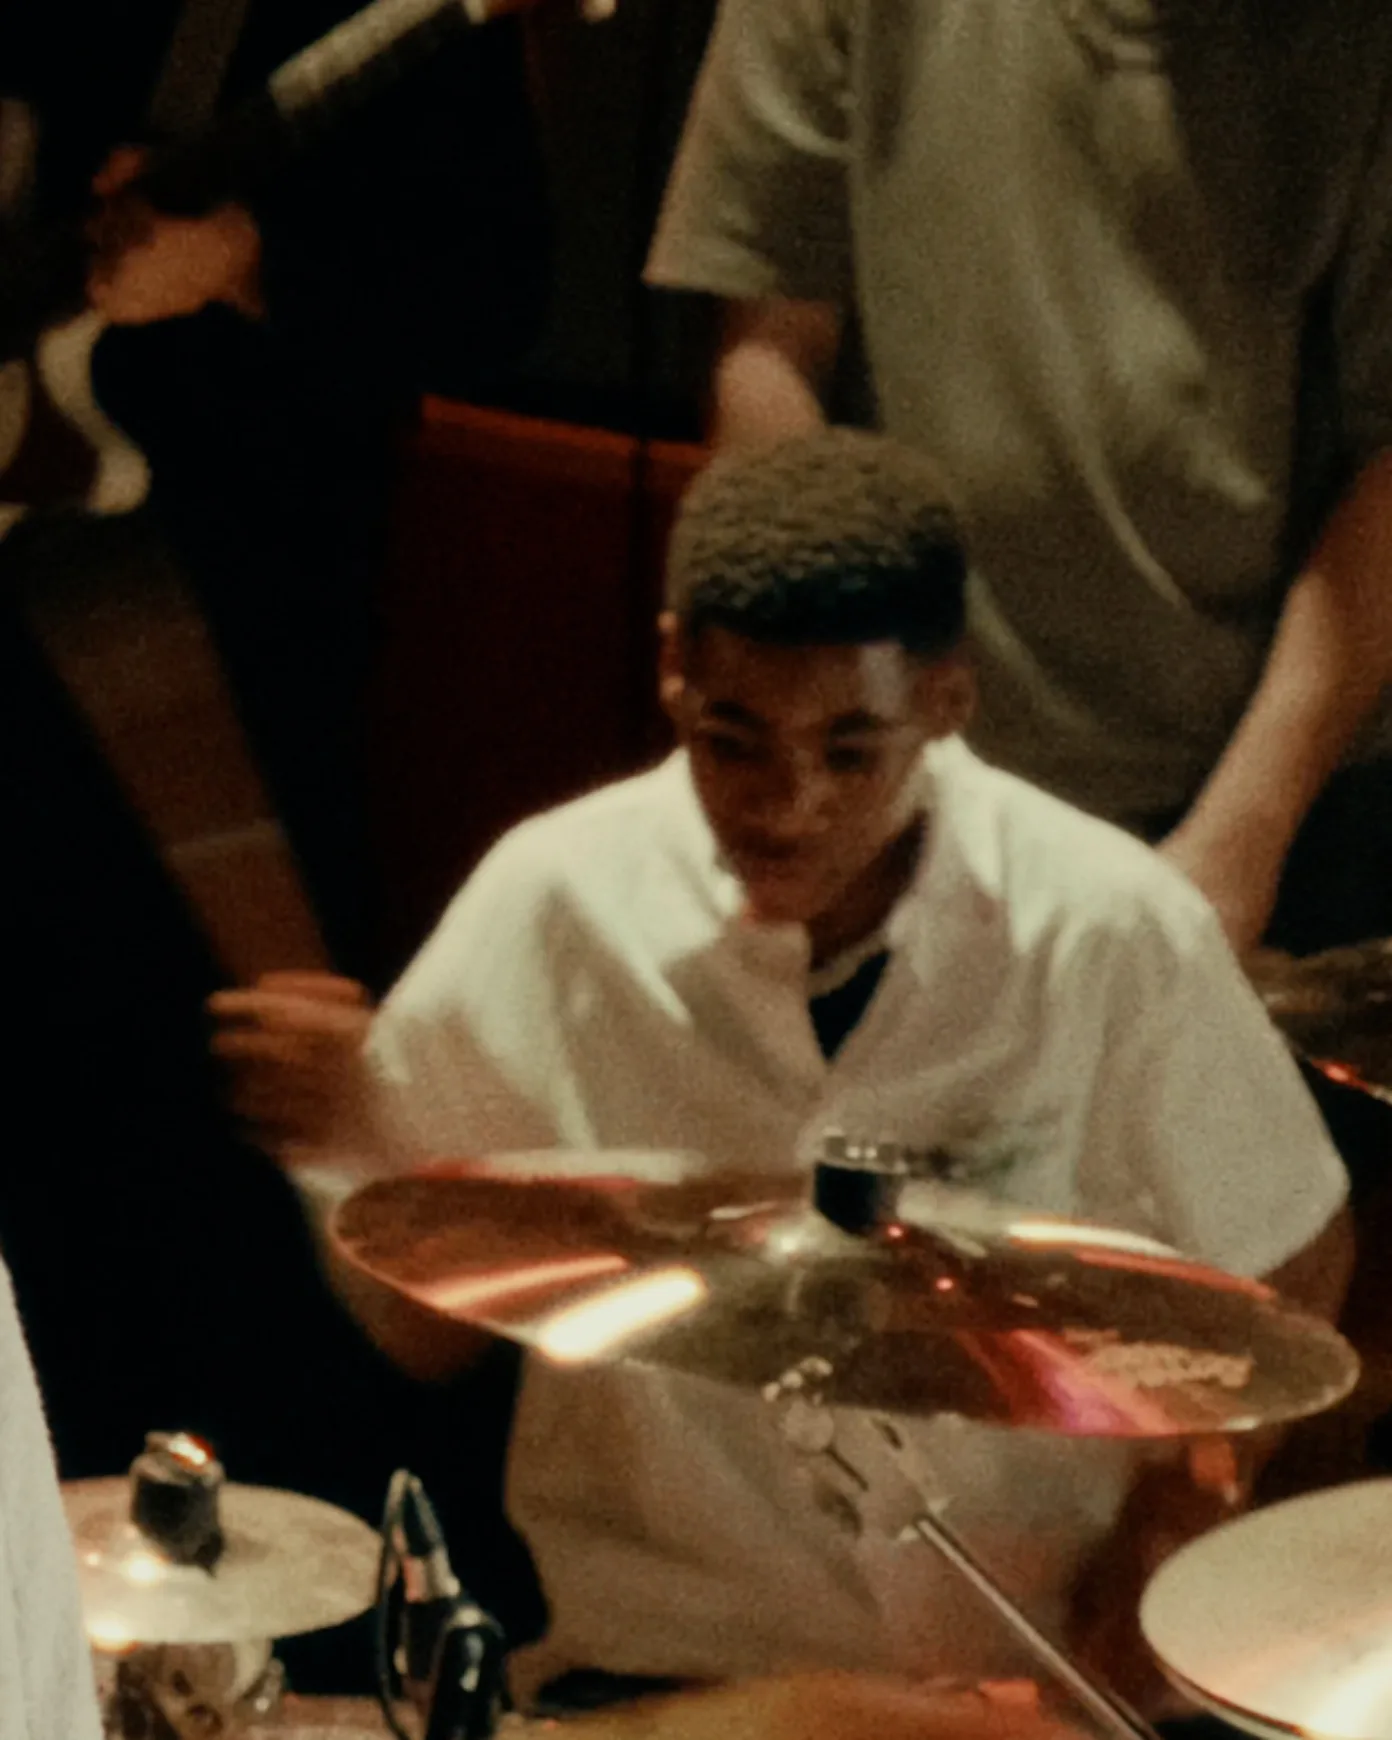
xmin=646 ymin=0 xmax=856 ymax=301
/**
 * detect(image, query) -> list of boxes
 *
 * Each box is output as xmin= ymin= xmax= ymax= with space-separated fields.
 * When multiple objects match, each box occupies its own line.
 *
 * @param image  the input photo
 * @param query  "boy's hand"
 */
xmin=208 ymin=970 xmax=373 ymax=1149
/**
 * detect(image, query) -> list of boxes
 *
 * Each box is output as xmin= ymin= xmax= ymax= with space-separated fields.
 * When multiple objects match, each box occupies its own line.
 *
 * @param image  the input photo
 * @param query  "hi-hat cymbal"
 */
xmin=1249 ymin=939 xmax=1392 ymax=1100
xmin=331 ymin=1155 xmax=1357 ymax=1435
xmin=1141 ymin=1478 xmax=1392 ymax=1740
xmin=65 ymin=1479 xmax=379 ymax=1647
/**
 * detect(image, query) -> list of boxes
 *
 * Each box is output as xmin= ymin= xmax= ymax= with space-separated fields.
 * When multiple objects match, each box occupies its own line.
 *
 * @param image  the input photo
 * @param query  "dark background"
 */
xmin=0 ymin=0 xmax=720 ymax=1690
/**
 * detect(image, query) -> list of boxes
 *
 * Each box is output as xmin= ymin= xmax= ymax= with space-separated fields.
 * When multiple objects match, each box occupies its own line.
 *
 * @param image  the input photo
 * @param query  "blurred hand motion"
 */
xmin=209 ymin=969 xmax=373 ymax=1149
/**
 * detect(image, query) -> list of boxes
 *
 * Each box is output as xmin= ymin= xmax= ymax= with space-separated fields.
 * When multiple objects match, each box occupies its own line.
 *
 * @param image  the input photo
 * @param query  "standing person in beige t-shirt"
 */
xmin=647 ymin=0 xmax=1392 ymax=968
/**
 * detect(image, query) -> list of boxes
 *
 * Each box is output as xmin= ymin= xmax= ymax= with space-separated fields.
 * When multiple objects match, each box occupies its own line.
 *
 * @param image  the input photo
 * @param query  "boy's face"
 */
xmin=661 ymin=619 xmax=974 ymax=927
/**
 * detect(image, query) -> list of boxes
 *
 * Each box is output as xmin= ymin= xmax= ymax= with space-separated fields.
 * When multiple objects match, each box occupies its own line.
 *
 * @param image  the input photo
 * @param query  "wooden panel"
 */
xmin=368 ymin=400 xmax=705 ymax=971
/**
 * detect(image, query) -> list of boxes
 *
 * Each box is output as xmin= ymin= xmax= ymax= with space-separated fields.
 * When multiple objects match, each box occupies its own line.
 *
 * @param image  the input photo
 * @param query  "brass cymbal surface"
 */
xmin=1249 ymin=938 xmax=1392 ymax=1099
xmin=65 ymin=1479 xmax=380 ymax=1647
xmin=331 ymin=1157 xmax=1358 ymax=1436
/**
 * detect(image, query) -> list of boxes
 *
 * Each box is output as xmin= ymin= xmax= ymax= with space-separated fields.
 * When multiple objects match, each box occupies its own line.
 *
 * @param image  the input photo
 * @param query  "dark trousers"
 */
xmin=1263 ymin=761 xmax=1392 ymax=958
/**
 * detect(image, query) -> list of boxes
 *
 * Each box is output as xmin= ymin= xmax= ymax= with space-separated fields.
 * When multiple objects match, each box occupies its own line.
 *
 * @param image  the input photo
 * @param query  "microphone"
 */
xmin=382 ymin=1471 xmax=508 ymax=1740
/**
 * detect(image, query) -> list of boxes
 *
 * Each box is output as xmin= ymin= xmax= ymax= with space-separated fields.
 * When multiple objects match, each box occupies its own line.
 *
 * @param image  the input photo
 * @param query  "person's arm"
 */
xmin=1263 ymin=1197 xmax=1356 ymax=1322
xmin=1160 ymin=450 xmax=1392 ymax=952
xmin=710 ymin=295 xmax=842 ymax=447
xmin=1161 ymin=84 xmax=1392 ymax=954
xmin=646 ymin=0 xmax=855 ymax=432
xmin=87 ymin=9 xmax=549 ymax=391
xmin=577 ymin=1673 xmax=1076 ymax=1740
xmin=210 ymin=966 xmax=529 ymax=1380
xmin=1071 ymin=1206 xmax=1352 ymax=1714
xmin=1065 ymin=894 xmax=1353 ymax=1705
xmin=1070 ymin=1204 xmax=1354 ymax=1698
xmin=211 ymin=830 xmax=565 ymax=1374
xmin=209 ymin=969 xmax=377 ymax=1151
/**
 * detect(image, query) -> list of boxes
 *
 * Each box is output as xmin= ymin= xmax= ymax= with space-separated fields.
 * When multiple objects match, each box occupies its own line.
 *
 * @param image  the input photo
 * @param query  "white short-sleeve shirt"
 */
xmin=359 ymin=742 xmax=1346 ymax=1696
xmin=0 ymin=1258 xmax=101 ymax=1740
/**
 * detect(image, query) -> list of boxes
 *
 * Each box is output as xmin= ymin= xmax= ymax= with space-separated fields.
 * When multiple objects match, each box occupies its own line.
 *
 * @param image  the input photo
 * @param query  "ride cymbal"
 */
xmin=331 ymin=1154 xmax=1357 ymax=1435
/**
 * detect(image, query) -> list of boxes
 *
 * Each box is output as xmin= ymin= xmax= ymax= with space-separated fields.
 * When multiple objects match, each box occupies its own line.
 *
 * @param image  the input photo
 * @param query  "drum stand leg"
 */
xmin=94 ymin=1640 xmax=285 ymax=1739
xmin=764 ymin=1360 xmax=1159 ymax=1740
xmin=902 ymin=1504 xmax=1157 ymax=1740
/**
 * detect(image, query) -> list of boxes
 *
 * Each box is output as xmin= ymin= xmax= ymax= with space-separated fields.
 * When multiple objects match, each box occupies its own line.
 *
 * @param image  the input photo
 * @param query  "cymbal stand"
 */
xmin=763 ymin=1358 xmax=1161 ymax=1740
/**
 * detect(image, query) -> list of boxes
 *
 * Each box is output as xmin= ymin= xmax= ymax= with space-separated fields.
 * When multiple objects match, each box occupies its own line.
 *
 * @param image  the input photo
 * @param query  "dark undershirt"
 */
xmin=809 ymin=950 xmax=891 ymax=1059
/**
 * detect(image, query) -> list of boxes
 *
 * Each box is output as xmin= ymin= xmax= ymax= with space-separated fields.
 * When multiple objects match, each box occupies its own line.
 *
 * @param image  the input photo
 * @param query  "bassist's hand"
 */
xmin=87 ymin=145 xmax=265 ymax=325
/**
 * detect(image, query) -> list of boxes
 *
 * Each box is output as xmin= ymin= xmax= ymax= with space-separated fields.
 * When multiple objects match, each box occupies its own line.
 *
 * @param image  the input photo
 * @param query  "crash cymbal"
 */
xmin=65 ymin=1479 xmax=379 ymax=1647
xmin=331 ymin=1154 xmax=1357 ymax=1435
xmin=1141 ymin=1479 xmax=1392 ymax=1740
xmin=1249 ymin=939 xmax=1392 ymax=1100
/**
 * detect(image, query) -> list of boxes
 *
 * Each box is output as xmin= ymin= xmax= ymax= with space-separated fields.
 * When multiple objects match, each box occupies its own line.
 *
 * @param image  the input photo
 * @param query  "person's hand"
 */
xmin=86 ymin=146 xmax=264 ymax=325
xmin=1068 ymin=1546 xmax=1187 ymax=1719
xmin=1067 ymin=1446 xmax=1241 ymax=1717
xmin=208 ymin=970 xmax=373 ymax=1149
xmin=582 ymin=1673 xmax=1076 ymax=1740
xmin=1157 ymin=816 xmax=1284 ymax=957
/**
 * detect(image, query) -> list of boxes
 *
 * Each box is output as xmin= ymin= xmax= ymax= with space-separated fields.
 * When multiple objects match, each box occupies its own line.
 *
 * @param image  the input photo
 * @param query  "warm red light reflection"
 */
xmin=536 ymin=1267 xmax=709 ymax=1363
xmin=415 ymin=1253 xmax=627 ymax=1316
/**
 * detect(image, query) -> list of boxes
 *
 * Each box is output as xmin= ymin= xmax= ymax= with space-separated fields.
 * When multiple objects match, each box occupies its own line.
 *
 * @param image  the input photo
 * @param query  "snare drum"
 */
xmin=1141 ymin=1479 xmax=1392 ymax=1740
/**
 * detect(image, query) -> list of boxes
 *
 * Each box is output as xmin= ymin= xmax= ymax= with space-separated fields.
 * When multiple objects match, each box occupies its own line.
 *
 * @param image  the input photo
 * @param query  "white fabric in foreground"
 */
xmin=0 ymin=1256 xmax=101 ymax=1740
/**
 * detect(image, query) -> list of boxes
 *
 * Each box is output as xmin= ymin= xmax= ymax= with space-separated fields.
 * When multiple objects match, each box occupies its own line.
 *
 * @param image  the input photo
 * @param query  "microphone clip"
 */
xmin=377 ymin=1470 xmax=508 ymax=1740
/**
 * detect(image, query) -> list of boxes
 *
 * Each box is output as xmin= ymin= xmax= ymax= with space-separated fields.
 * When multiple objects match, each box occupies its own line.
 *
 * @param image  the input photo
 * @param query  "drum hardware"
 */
xmin=93 ymin=1639 xmax=284 ymax=1740
xmin=331 ymin=1148 xmax=1359 ymax=1434
xmin=65 ymin=1434 xmax=380 ymax=1738
xmin=761 ymin=1151 xmax=1163 ymax=1740
xmin=373 ymin=1470 xmax=508 ymax=1740
xmin=331 ymin=1146 xmax=1361 ymax=1730
xmin=817 ymin=1132 xmax=969 ymax=1186
xmin=1140 ymin=1478 xmax=1392 ymax=1740
xmin=128 ymin=1431 xmax=227 ymax=1570
xmin=1248 ymin=938 xmax=1392 ymax=1103
xmin=763 ymin=1359 xmax=1159 ymax=1740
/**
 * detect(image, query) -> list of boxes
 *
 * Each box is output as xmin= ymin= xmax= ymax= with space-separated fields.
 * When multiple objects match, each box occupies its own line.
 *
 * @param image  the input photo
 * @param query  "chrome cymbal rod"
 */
xmin=765 ymin=1364 xmax=1157 ymax=1740
xmin=906 ymin=1504 xmax=1157 ymax=1740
